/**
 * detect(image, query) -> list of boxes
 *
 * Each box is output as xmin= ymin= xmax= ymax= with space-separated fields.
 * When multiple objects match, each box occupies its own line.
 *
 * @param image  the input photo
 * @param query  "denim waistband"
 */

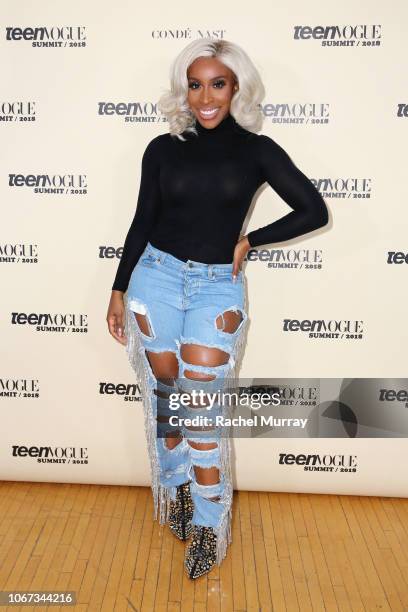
xmin=145 ymin=241 xmax=235 ymax=275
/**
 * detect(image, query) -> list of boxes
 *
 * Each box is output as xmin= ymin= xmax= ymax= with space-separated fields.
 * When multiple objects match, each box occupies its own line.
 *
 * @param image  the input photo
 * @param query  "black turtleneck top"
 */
xmin=112 ymin=112 xmax=328 ymax=292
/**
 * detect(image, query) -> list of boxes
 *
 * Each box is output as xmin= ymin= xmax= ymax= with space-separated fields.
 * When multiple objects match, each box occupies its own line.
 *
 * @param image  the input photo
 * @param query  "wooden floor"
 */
xmin=1 ymin=481 xmax=408 ymax=611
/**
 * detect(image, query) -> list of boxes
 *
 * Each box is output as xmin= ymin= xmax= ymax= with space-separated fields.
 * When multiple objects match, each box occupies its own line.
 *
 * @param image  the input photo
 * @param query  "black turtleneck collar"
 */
xmin=194 ymin=111 xmax=238 ymax=137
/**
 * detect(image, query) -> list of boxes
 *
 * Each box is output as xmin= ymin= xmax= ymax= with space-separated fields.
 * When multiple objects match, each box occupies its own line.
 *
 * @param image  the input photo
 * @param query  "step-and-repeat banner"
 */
xmin=2 ymin=1 xmax=408 ymax=497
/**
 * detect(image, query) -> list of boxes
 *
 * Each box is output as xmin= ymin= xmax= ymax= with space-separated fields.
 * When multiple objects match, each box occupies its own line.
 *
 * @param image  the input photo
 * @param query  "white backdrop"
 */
xmin=2 ymin=0 xmax=408 ymax=497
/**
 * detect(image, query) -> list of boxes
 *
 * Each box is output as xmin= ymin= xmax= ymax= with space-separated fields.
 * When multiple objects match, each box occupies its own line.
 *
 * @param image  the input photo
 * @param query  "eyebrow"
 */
xmin=187 ymin=75 xmax=227 ymax=81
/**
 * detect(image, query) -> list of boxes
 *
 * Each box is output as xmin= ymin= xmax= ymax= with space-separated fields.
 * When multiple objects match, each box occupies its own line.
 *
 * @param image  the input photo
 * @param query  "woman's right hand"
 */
xmin=107 ymin=290 xmax=127 ymax=345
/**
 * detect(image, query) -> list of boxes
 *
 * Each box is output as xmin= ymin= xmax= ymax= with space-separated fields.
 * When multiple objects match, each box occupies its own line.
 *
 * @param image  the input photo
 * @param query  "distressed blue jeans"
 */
xmin=123 ymin=241 xmax=248 ymax=564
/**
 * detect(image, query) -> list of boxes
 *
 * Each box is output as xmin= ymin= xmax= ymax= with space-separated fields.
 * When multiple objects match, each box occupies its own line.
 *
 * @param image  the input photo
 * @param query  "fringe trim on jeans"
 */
xmin=124 ymin=293 xmax=177 ymax=525
xmin=213 ymin=277 xmax=250 ymax=566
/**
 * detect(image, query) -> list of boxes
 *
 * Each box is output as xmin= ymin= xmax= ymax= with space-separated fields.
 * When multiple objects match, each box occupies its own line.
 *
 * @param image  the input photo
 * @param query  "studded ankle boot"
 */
xmin=168 ymin=481 xmax=194 ymax=541
xmin=184 ymin=525 xmax=217 ymax=579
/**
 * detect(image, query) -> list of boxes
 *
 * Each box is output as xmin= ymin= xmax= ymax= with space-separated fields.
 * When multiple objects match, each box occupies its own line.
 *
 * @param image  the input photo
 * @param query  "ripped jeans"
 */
xmin=123 ymin=241 xmax=249 ymax=565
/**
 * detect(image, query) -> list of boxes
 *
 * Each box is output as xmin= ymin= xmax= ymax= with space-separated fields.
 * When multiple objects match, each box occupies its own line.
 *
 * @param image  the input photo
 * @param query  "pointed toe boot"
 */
xmin=184 ymin=525 xmax=217 ymax=579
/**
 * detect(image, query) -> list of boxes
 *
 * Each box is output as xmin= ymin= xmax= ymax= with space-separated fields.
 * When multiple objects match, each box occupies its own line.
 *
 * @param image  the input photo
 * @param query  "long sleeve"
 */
xmin=112 ymin=136 xmax=163 ymax=292
xmin=247 ymin=135 xmax=328 ymax=248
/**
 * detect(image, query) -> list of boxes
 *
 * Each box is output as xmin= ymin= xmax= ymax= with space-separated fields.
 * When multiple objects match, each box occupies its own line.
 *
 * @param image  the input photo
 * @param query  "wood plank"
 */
xmin=1 ymin=481 xmax=408 ymax=611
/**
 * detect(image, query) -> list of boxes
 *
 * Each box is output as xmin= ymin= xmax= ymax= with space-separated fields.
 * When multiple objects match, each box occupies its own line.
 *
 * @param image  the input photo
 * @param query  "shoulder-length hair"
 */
xmin=157 ymin=38 xmax=265 ymax=141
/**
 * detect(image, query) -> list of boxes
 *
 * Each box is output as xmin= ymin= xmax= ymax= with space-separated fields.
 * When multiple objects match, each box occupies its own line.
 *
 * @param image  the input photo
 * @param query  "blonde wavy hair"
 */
xmin=157 ymin=38 xmax=265 ymax=141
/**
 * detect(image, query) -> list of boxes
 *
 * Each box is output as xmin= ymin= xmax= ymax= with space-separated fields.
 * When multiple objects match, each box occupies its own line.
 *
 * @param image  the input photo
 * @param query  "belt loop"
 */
xmin=208 ymin=264 xmax=214 ymax=279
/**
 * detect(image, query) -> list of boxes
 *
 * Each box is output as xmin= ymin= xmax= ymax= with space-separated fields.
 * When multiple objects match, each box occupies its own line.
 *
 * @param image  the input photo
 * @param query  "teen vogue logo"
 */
xmin=277 ymin=384 xmax=319 ymax=407
xmin=246 ymin=248 xmax=323 ymax=271
xmin=261 ymin=103 xmax=329 ymax=125
xmin=11 ymin=312 xmax=88 ymax=334
xmin=99 ymin=381 xmax=143 ymax=403
xmin=387 ymin=251 xmax=408 ymax=265
xmin=0 ymin=101 xmax=36 ymax=123
xmin=99 ymin=245 xmax=123 ymax=264
xmin=5 ymin=26 xmax=87 ymax=47
xmin=397 ymin=104 xmax=408 ymax=118
xmin=11 ymin=445 xmax=89 ymax=465
xmin=0 ymin=378 xmax=39 ymax=399
xmin=379 ymin=388 xmax=408 ymax=408
xmin=312 ymin=177 xmax=371 ymax=200
xmin=0 ymin=243 xmax=38 ymax=264
xmin=282 ymin=319 xmax=364 ymax=340
xmin=8 ymin=173 xmax=87 ymax=195
xmin=98 ymin=102 xmax=167 ymax=125
xmin=293 ymin=24 xmax=382 ymax=47
xmin=279 ymin=452 xmax=358 ymax=473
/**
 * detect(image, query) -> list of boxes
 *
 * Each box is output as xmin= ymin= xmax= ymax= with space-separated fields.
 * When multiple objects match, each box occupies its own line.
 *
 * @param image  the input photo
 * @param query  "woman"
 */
xmin=107 ymin=38 xmax=329 ymax=580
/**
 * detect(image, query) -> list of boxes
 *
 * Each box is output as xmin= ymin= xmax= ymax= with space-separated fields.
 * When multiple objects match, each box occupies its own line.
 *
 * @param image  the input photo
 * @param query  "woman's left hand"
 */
xmin=232 ymin=235 xmax=251 ymax=281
